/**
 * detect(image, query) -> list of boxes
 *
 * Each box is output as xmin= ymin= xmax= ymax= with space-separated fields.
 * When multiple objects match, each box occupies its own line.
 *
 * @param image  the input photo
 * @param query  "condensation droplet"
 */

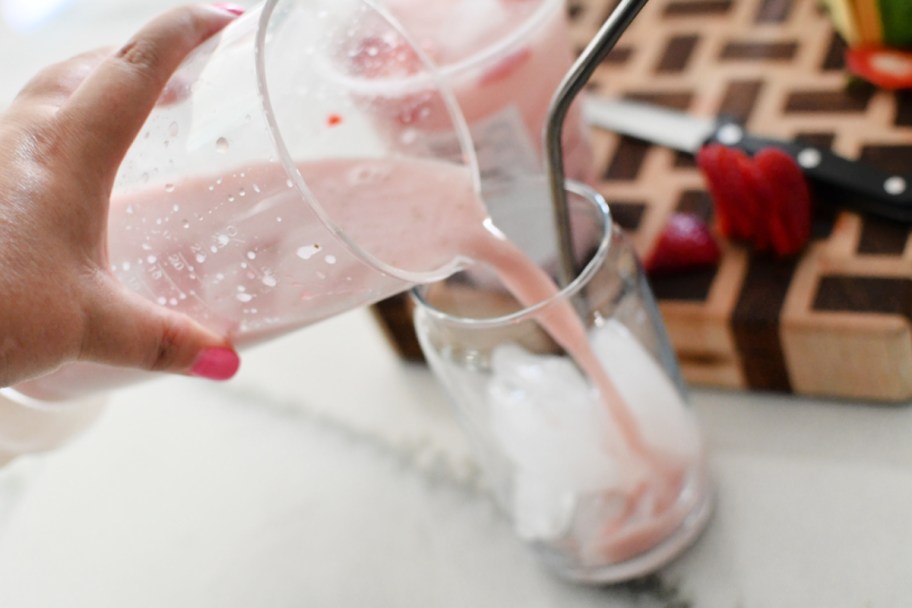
xmin=296 ymin=244 xmax=321 ymax=260
xmin=157 ymin=297 xmax=167 ymax=305
xmin=141 ymin=242 xmax=152 ymax=251
xmin=262 ymin=275 xmax=277 ymax=287
xmin=217 ymin=235 xmax=230 ymax=246
xmin=182 ymin=220 xmax=191 ymax=229
xmin=172 ymin=204 xmax=180 ymax=212
xmin=147 ymin=255 xmax=157 ymax=264
xmin=195 ymin=253 xmax=207 ymax=263
xmin=246 ymin=251 xmax=257 ymax=260
xmin=169 ymin=298 xmax=178 ymax=306
xmin=237 ymin=292 xmax=253 ymax=303
xmin=325 ymin=255 xmax=337 ymax=265
xmin=165 ymin=183 xmax=175 ymax=193
xmin=121 ymin=261 xmax=131 ymax=271
xmin=253 ymin=184 xmax=261 ymax=193
xmin=216 ymin=137 xmax=230 ymax=153
xmin=228 ymin=196 xmax=236 ymax=203
xmin=276 ymin=217 xmax=283 ymax=223
xmin=239 ymin=188 xmax=246 ymax=197
xmin=286 ymin=179 xmax=294 ymax=188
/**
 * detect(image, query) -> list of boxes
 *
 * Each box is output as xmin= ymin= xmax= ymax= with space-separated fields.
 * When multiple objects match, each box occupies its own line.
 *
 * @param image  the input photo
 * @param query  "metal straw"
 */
xmin=545 ymin=0 xmax=649 ymax=285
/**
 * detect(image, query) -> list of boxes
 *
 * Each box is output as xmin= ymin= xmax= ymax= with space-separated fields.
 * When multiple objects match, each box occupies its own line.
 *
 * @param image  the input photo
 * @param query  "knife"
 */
xmin=583 ymin=97 xmax=912 ymax=222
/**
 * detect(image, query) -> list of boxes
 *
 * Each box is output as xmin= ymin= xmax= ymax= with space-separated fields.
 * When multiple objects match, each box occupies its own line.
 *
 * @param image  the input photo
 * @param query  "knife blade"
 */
xmin=583 ymin=97 xmax=912 ymax=222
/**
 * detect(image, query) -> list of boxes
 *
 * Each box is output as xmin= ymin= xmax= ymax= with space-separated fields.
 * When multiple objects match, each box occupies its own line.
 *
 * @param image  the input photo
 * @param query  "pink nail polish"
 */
xmin=211 ymin=3 xmax=245 ymax=16
xmin=191 ymin=347 xmax=241 ymax=381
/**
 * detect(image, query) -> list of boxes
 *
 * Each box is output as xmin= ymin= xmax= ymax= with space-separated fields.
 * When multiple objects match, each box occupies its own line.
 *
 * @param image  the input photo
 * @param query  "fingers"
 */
xmin=80 ymin=275 xmax=240 ymax=381
xmin=59 ymin=5 xmax=241 ymax=184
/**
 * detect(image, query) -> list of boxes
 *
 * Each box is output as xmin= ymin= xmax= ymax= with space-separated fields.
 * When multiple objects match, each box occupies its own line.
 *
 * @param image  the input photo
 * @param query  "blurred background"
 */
xmin=0 ymin=0 xmax=237 ymax=104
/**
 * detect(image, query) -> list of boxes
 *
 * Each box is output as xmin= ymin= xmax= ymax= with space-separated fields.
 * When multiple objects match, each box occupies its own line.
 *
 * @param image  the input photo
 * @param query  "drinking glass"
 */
xmin=412 ymin=179 xmax=712 ymax=583
xmin=9 ymin=0 xmax=478 ymax=404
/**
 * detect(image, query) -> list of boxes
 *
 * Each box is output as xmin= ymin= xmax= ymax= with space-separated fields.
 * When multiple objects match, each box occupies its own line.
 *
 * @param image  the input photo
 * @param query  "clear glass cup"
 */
xmin=368 ymin=0 xmax=596 ymax=361
xmin=411 ymin=179 xmax=712 ymax=583
xmin=10 ymin=0 xmax=479 ymax=403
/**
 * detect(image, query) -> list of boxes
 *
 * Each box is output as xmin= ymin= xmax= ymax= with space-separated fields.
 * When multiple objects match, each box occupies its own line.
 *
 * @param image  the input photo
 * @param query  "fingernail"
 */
xmin=190 ymin=347 xmax=240 ymax=381
xmin=211 ymin=3 xmax=245 ymax=16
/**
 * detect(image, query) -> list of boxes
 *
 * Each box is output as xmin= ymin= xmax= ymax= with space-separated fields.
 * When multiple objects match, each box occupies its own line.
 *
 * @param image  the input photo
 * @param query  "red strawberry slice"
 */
xmin=698 ymin=143 xmax=812 ymax=257
xmin=697 ymin=144 xmax=743 ymax=239
xmin=733 ymin=151 xmax=774 ymax=252
xmin=645 ymin=213 xmax=722 ymax=276
xmin=755 ymin=148 xmax=812 ymax=256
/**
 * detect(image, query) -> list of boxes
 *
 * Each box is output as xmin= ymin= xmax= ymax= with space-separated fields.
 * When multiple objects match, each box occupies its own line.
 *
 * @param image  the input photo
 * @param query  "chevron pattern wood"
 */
xmin=575 ymin=0 xmax=912 ymax=401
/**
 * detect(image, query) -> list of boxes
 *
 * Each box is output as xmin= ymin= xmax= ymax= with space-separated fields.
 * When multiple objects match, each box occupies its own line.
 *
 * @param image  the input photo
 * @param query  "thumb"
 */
xmin=80 ymin=276 xmax=240 ymax=381
xmin=59 ymin=4 xmax=242 ymax=186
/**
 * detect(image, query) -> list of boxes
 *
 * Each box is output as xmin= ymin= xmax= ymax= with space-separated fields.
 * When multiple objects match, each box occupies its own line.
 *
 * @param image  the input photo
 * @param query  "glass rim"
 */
xmin=254 ymin=0 xmax=481 ymax=284
xmin=411 ymin=180 xmax=613 ymax=330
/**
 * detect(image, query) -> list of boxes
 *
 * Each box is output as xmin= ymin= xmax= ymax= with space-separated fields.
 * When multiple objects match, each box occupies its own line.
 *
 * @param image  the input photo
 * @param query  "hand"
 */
xmin=0 ymin=4 xmax=245 ymax=388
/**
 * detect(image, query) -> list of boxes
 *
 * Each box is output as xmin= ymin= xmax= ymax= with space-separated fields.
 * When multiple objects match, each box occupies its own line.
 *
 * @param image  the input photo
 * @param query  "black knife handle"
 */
xmin=708 ymin=121 xmax=912 ymax=222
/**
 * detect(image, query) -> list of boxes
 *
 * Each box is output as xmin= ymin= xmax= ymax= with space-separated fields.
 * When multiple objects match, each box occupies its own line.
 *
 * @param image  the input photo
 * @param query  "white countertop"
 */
xmin=0 ymin=309 xmax=911 ymax=608
xmin=2 ymin=2 xmax=912 ymax=606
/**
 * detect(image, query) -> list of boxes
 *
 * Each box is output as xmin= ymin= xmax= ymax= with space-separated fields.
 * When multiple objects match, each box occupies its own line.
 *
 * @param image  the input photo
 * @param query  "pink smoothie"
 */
xmin=14 ymin=155 xmax=695 ymax=564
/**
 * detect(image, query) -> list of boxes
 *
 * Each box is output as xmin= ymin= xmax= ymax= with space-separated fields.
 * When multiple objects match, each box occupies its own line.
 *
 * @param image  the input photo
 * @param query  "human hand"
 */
xmin=0 ymin=4 xmax=247 ymax=388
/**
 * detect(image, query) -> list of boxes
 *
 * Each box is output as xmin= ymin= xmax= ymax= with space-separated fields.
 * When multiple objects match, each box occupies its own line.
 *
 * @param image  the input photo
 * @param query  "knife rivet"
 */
xmin=716 ymin=124 xmax=743 ymax=146
xmin=797 ymin=148 xmax=821 ymax=169
xmin=884 ymin=176 xmax=907 ymax=196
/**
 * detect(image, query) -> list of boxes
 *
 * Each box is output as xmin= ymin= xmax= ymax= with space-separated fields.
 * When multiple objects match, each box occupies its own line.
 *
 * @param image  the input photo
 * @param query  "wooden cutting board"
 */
xmin=573 ymin=0 xmax=912 ymax=402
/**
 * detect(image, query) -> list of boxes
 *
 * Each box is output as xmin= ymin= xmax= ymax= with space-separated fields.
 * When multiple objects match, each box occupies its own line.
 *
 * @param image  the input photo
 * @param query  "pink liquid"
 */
xmin=15 ymin=156 xmax=693 ymax=562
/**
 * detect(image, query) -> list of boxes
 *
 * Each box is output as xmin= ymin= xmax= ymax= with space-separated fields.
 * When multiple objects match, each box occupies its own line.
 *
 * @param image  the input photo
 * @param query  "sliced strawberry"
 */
xmin=733 ymin=152 xmax=774 ymax=252
xmin=846 ymin=47 xmax=912 ymax=91
xmin=696 ymin=144 xmax=736 ymax=237
xmin=698 ymin=143 xmax=760 ymax=240
xmin=754 ymin=148 xmax=812 ymax=256
xmin=717 ymin=146 xmax=762 ymax=241
xmin=645 ymin=213 xmax=722 ymax=276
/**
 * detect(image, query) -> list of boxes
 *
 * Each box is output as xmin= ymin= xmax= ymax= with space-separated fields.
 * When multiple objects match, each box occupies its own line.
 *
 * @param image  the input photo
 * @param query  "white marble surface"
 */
xmin=2 ymin=2 xmax=912 ymax=606
xmin=0 ymin=309 xmax=911 ymax=608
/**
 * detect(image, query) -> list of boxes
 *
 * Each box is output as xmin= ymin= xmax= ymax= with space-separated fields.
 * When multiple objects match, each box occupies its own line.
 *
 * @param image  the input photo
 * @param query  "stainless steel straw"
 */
xmin=545 ymin=0 xmax=649 ymax=285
